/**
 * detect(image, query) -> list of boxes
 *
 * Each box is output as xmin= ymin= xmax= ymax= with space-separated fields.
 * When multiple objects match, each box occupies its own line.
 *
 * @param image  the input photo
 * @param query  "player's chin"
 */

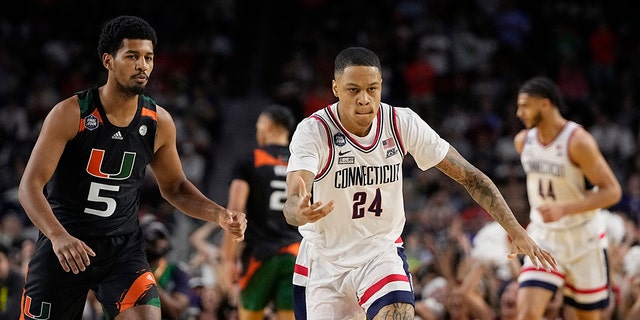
xmin=355 ymin=114 xmax=375 ymax=124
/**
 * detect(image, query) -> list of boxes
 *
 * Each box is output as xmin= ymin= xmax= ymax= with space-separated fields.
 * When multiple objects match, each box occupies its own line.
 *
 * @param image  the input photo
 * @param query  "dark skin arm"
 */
xmin=18 ymin=97 xmax=96 ymax=274
xmin=220 ymin=178 xmax=250 ymax=290
xmin=150 ymin=106 xmax=246 ymax=240
xmin=18 ymin=98 xmax=246 ymax=274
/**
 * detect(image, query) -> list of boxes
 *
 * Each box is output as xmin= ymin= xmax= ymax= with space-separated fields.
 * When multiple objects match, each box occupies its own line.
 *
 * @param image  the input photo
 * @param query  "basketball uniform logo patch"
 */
xmin=382 ymin=138 xmax=397 ymax=158
xmin=139 ymin=125 xmax=148 ymax=136
xmin=334 ymin=133 xmax=346 ymax=147
xmin=84 ymin=114 xmax=99 ymax=131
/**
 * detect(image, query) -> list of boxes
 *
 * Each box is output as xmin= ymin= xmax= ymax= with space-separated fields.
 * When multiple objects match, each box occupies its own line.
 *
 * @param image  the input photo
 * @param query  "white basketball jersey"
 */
xmin=288 ymin=102 xmax=449 ymax=268
xmin=520 ymin=121 xmax=596 ymax=228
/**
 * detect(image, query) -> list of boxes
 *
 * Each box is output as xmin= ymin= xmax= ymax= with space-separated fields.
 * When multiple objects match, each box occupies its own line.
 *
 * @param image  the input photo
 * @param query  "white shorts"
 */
xmin=518 ymin=217 xmax=609 ymax=310
xmin=293 ymin=239 xmax=414 ymax=319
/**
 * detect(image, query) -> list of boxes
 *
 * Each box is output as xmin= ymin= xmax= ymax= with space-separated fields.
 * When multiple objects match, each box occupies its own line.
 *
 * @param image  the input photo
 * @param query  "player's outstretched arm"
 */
xmin=435 ymin=146 xmax=557 ymax=270
xmin=150 ymin=105 xmax=246 ymax=240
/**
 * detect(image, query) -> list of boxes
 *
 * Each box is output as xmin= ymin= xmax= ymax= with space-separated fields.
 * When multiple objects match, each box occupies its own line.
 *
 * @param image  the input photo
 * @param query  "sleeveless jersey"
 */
xmin=288 ymin=103 xmax=449 ymax=268
xmin=231 ymin=144 xmax=302 ymax=261
xmin=520 ymin=121 xmax=595 ymax=228
xmin=46 ymin=87 xmax=157 ymax=237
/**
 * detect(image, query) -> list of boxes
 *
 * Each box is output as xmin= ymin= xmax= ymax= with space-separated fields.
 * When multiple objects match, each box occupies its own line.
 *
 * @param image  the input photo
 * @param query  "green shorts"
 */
xmin=240 ymin=253 xmax=296 ymax=311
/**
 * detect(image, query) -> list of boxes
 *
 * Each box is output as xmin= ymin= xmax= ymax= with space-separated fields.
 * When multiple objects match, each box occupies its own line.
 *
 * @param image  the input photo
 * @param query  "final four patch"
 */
xmin=334 ymin=132 xmax=346 ymax=147
xmin=84 ymin=114 xmax=99 ymax=131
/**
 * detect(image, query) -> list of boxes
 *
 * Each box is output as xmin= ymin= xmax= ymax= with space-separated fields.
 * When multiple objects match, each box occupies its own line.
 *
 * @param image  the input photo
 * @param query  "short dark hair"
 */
xmin=263 ymin=104 xmax=296 ymax=133
xmin=518 ymin=76 xmax=565 ymax=110
xmin=97 ymin=15 xmax=157 ymax=59
xmin=334 ymin=47 xmax=382 ymax=76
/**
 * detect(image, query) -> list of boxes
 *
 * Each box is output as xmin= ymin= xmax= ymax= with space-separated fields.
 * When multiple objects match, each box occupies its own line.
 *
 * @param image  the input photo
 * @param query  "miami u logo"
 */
xmin=23 ymin=296 xmax=51 ymax=320
xmin=83 ymin=148 xmax=138 ymax=217
xmin=86 ymin=149 xmax=136 ymax=180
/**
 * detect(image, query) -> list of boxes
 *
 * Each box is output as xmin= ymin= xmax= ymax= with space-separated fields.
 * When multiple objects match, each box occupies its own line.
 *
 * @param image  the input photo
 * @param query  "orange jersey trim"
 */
xmin=117 ymin=271 xmax=157 ymax=313
xmin=238 ymin=258 xmax=262 ymax=290
xmin=141 ymin=107 xmax=157 ymax=120
xmin=253 ymin=149 xmax=287 ymax=167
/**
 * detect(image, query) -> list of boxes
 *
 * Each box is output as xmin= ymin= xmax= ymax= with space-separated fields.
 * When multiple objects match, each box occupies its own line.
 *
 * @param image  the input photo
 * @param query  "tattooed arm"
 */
xmin=435 ymin=146 xmax=556 ymax=270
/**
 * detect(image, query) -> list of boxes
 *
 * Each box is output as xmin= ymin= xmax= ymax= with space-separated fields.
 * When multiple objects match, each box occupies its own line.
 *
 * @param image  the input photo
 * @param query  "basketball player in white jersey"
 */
xmin=514 ymin=76 xmax=621 ymax=320
xmin=283 ymin=47 xmax=557 ymax=320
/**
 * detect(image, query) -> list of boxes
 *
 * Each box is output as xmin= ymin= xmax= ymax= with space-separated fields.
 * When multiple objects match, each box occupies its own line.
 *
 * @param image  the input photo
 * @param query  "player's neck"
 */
xmin=263 ymin=133 xmax=289 ymax=146
xmin=537 ymin=116 xmax=568 ymax=144
xmin=98 ymin=85 xmax=139 ymax=127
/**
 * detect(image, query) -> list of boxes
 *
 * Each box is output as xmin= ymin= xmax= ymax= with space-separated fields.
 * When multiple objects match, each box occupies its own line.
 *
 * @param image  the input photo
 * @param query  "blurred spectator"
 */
xmin=415 ymin=276 xmax=449 ymax=320
xmin=621 ymin=246 xmax=640 ymax=319
xmin=492 ymin=0 xmax=532 ymax=64
xmin=610 ymin=173 xmax=640 ymax=226
xmin=402 ymin=48 xmax=437 ymax=117
xmin=143 ymin=219 xmax=193 ymax=320
xmin=0 ymin=212 xmax=24 ymax=249
xmin=188 ymin=222 xmax=223 ymax=290
xmin=497 ymin=280 xmax=519 ymax=320
xmin=556 ymin=61 xmax=591 ymax=121
xmin=195 ymin=284 xmax=238 ymax=320
xmin=417 ymin=23 xmax=451 ymax=77
xmin=450 ymin=18 xmax=497 ymax=74
xmin=587 ymin=21 xmax=618 ymax=98
xmin=470 ymin=220 xmax=515 ymax=282
xmin=0 ymin=243 xmax=23 ymax=320
xmin=589 ymin=106 xmax=636 ymax=184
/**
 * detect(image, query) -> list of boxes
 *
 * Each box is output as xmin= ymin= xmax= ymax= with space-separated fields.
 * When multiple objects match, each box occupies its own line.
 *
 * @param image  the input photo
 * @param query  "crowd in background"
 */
xmin=2 ymin=0 xmax=640 ymax=319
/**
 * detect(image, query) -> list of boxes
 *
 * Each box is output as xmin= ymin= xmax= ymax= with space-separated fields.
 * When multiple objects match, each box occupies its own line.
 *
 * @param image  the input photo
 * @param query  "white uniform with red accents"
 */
xmin=522 ymin=121 xmax=597 ymax=228
xmin=518 ymin=121 xmax=610 ymax=310
xmin=288 ymin=102 xmax=449 ymax=319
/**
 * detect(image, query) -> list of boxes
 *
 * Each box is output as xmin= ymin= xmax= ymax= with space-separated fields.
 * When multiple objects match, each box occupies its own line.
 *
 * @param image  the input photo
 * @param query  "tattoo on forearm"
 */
xmin=438 ymin=153 xmax=516 ymax=228
xmin=374 ymin=303 xmax=414 ymax=320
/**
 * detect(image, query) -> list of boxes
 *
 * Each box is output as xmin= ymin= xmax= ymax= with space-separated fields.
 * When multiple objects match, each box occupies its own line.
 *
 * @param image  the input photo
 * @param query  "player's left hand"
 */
xmin=508 ymin=228 xmax=557 ymax=271
xmin=218 ymin=209 xmax=247 ymax=242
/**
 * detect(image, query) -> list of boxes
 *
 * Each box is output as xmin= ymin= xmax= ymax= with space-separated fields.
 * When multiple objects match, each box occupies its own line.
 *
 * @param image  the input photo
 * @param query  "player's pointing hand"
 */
xmin=295 ymin=176 xmax=333 ymax=224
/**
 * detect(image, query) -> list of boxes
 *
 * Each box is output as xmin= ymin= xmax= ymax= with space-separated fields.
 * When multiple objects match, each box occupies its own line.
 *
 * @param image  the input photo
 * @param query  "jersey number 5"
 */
xmin=352 ymin=188 xmax=383 ymax=219
xmin=85 ymin=182 xmax=120 ymax=217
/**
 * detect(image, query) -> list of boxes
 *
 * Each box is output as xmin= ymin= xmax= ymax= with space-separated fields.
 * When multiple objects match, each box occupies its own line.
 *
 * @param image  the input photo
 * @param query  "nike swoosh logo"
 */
xmin=338 ymin=150 xmax=351 ymax=156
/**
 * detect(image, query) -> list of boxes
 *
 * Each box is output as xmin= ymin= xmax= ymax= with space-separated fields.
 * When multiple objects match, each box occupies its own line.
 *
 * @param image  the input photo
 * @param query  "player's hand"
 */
xmin=219 ymin=209 xmax=247 ymax=242
xmin=295 ymin=176 xmax=334 ymax=224
xmin=536 ymin=203 xmax=564 ymax=223
xmin=50 ymin=233 xmax=96 ymax=274
xmin=507 ymin=229 xmax=557 ymax=271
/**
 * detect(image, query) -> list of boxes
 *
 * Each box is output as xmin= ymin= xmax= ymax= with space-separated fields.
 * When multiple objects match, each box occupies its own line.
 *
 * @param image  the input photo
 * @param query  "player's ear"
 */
xmin=332 ymin=80 xmax=338 ymax=97
xmin=102 ymin=53 xmax=113 ymax=70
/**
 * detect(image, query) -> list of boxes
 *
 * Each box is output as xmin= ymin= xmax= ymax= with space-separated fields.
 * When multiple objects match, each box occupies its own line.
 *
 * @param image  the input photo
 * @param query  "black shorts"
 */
xmin=21 ymin=228 xmax=160 ymax=320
